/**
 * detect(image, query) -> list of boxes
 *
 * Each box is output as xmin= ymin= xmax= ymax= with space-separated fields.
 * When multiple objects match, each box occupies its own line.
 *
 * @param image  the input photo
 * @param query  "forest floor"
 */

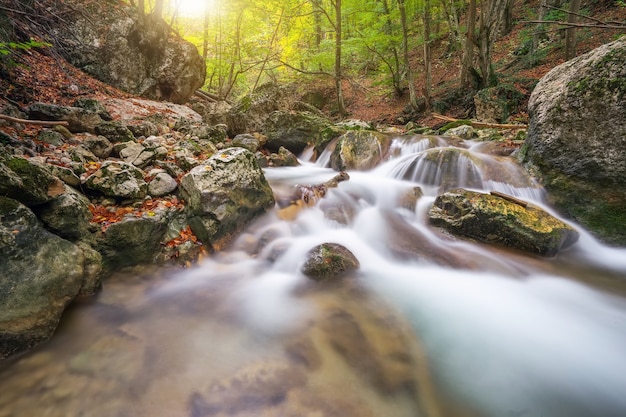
xmin=0 ymin=1 xmax=625 ymax=130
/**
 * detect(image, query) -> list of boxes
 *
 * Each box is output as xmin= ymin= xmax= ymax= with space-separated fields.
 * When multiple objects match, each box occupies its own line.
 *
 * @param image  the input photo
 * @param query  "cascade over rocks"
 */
xmin=428 ymin=188 xmax=579 ymax=256
xmin=522 ymin=37 xmax=626 ymax=245
xmin=51 ymin=4 xmax=204 ymax=104
xmin=0 ymin=197 xmax=85 ymax=359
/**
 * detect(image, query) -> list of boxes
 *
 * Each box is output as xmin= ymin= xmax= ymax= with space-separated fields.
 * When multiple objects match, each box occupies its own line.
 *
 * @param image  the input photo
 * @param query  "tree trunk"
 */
xmin=202 ymin=11 xmax=209 ymax=60
xmin=460 ymin=0 xmax=476 ymax=89
xmin=334 ymin=0 xmax=346 ymax=116
xmin=137 ymin=0 xmax=145 ymax=16
xmin=423 ymin=0 xmax=432 ymax=110
xmin=153 ymin=0 xmax=163 ymax=18
xmin=398 ymin=0 xmax=418 ymax=110
xmin=565 ymin=0 xmax=582 ymax=60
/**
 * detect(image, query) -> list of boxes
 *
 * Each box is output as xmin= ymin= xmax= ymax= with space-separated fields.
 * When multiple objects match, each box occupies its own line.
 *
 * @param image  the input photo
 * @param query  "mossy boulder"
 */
xmin=522 ymin=37 xmax=626 ymax=245
xmin=428 ymin=188 xmax=579 ymax=256
xmin=264 ymin=110 xmax=336 ymax=155
xmin=301 ymin=243 xmax=360 ymax=281
xmin=0 ymin=197 xmax=85 ymax=358
xmin=330 ymin=130 xmax=391 ymax=171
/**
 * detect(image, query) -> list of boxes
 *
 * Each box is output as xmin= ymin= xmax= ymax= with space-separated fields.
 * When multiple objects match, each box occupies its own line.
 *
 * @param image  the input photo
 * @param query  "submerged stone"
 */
xmin=428 ymin=188 xmax=579 ymax=256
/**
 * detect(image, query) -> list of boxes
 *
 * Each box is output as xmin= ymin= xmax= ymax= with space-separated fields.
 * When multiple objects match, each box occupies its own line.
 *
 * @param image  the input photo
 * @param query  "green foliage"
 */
xmin=0 ymin=40 xmax=50 ymax=56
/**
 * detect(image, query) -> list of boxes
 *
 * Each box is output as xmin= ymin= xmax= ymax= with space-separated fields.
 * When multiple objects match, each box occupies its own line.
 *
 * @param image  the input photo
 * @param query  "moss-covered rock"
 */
xmin=301 ymin=243 xmax=360 ymax=281
xmin=523 ymin=37 xmax=626 ymax=245
xmin=428 ymin=188 xmax=579 ymax=256
xmin=0 ymin=153 xmax=65 ymax=206
xmin=0 ymin=197 xmax=84 ymax=358
xmin=83 ymin=160 xmax=148 ymax=199
xmin=264 ymin=110 xmax=336 ymax=155
xmin=330 ymin=130 xmax=391 ymax=171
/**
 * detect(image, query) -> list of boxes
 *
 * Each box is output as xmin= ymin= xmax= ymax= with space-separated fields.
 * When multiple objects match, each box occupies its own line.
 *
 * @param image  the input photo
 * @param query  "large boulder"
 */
xmin=330 ymin=130 xmax=391 ymax=171
xmin=180 ymin=148 xmax=275 ymax=250
xmin=52 ymin=5 xmax=205 ymax=103
xmin=264 ymin=110 xmax=337 ymax=155
xmin=428 ymin=188 xmax=579 ymax=256
xmin=522 ymin=37 xmax=626 ymax=245
xmin=0 ymin=197 xmax=84 ymax=358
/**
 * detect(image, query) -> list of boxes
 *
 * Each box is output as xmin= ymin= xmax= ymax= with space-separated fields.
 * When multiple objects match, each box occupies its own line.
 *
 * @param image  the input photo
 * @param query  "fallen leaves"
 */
xmin=88 ymin=196 xmax=184 ymax=232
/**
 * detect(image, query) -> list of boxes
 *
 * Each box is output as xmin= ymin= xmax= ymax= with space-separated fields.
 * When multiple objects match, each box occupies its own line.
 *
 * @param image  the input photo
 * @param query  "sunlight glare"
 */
xmin=176 ymin=0 xmax=215 ymax=17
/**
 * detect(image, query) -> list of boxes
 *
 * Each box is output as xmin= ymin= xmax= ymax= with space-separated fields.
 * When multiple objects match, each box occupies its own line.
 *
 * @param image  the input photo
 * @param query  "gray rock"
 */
xmin=83 ymin=135 xmax=114 ymax=159
xmin=264 ymin=110 xmax=336 ymax=155
xmin=37 ymin=129 xmax=66 ymax=146
xmin=330 ymin=130 xmax=391 ymax=171
xmin=84 ymin=160 xmax=147 ymax=199
xmin=0 ymin=197 xmax=84 ymax=359
xmin=443 ymin=125 xmax=476 ymax=139
xmin=97 ymin=208 xmax=171 ymax=270
xmin=301 ymin=243 xmax=360 ymax=281
xmin=27 ymin=102 xmax=104 ymax=133
xmin=231 ymin=133 xmax=260 ymax=152
xmin=51 ymin=7 xmax=204 ymax=103
xmin=180 ymin=147 xmax=275 ymax=249
xmin=69 ymin=145 xmax=99 ymax=164
xmin=148 ymin=172 xmax=178 ymax=196
xmin=72 ymin=98 xmax=113 ymax=121
xmin=94 ymin=121 xmax=135 ymax=143
xmin=38 ymin=184 xmax=92 ymax=241
xmin=522 ymin=37 xmax=626 ymax=245
xmin=428 ymin=188 xmax=579 ymax=256
xmin=48 ymin=164 xmax=81 ymax=187
xmin=269 ymin=146 xmax=300 ymax=167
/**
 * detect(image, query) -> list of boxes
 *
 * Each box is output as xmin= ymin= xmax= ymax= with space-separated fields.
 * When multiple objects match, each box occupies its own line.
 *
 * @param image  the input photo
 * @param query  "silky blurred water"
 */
xmin=1 ymin=135 xmax=626 ymax=417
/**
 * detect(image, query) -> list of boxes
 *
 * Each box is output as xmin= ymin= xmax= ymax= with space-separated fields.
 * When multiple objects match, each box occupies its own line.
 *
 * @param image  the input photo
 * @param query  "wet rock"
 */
xmin=0 ymin=197 xmax=84 ymax=359
xmin=264 ymin=110 xmax=336 ymax=155
xmin=0 ymin=150 xmax=65 ymax=206
xmin=522 ymin=37 xmax=626 ymax=245
xmin=148 ymin=172 xmax=178 ymax=197
xmin=37 ymin=184 xmax=92 ymax=241
xmin=398 ymin=186 xmax=424 ymax=211
xmin=181 ymin=148 xmax=275 ymax=249
xmin=301 ymin=243 xmax=359 ymax=281
xmin=336 ymin=119 xmax=373 ymax=130
xmin=428 ymin=188 xmax=579 ymax=256
xmin=76 ymin=241 xmax=103 ymax=296
xmin=84 ymin=160 xmax=148 ymax=199
xmin=330 ymin=130 xmax=391 ymax=171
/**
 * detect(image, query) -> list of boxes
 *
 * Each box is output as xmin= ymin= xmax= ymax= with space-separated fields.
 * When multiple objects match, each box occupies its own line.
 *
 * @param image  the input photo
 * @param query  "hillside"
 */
xmin=0 ymin=0 xmax=625 ymax=127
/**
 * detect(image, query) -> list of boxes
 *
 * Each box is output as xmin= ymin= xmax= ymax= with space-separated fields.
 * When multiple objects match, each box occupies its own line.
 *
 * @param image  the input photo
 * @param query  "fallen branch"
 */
xmin=0 ymin=114 xmax=69 ymax=127
xmin=432 ymin=113 xmax=527 ymax=130
xmin=490 ymin=191 xmax=528 ymax=208
xmin=194 ymin=90 xmax=235 ymax=105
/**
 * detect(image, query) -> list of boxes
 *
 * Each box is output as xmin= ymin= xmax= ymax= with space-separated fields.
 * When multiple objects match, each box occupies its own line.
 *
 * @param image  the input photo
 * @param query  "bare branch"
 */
xmin=0 ymin=114 xmax=69 ymax=127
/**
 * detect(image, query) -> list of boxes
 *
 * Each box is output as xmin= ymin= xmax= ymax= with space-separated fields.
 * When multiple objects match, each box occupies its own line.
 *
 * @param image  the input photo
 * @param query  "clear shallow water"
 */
xmin=2 ymin=135 xmax=626 ymax=417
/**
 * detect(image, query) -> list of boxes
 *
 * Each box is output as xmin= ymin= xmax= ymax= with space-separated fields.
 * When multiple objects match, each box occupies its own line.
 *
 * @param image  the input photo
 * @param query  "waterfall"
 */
xmin=2 ymin=135 xmax=625 ymax=417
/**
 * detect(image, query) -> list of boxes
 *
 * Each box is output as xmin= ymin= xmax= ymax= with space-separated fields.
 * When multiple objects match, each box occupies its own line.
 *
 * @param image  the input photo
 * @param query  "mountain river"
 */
xmin=1 ymin=134 xmax=626 ymax=417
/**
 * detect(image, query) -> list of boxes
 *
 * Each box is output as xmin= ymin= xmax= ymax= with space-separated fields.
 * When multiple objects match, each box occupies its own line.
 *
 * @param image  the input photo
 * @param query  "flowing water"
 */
xmin=2 ymin=135 xmax=626 ymax=417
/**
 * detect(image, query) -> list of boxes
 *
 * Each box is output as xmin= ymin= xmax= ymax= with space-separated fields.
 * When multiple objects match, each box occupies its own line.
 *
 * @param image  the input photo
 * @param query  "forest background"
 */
xmin=2 ymin=0 xmax=626 ymax=125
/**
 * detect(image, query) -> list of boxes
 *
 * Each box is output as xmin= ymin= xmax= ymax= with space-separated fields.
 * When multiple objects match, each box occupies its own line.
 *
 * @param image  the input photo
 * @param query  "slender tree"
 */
xmin=565 ymin=0 xmax=582 ymax=60
xmin=398 ymin=0 xmax=418 ymax=110
xmin=423 ymin=0 xmax=433 ymax=110
xmin=334 ymin=0 xmax=346 ymax=115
